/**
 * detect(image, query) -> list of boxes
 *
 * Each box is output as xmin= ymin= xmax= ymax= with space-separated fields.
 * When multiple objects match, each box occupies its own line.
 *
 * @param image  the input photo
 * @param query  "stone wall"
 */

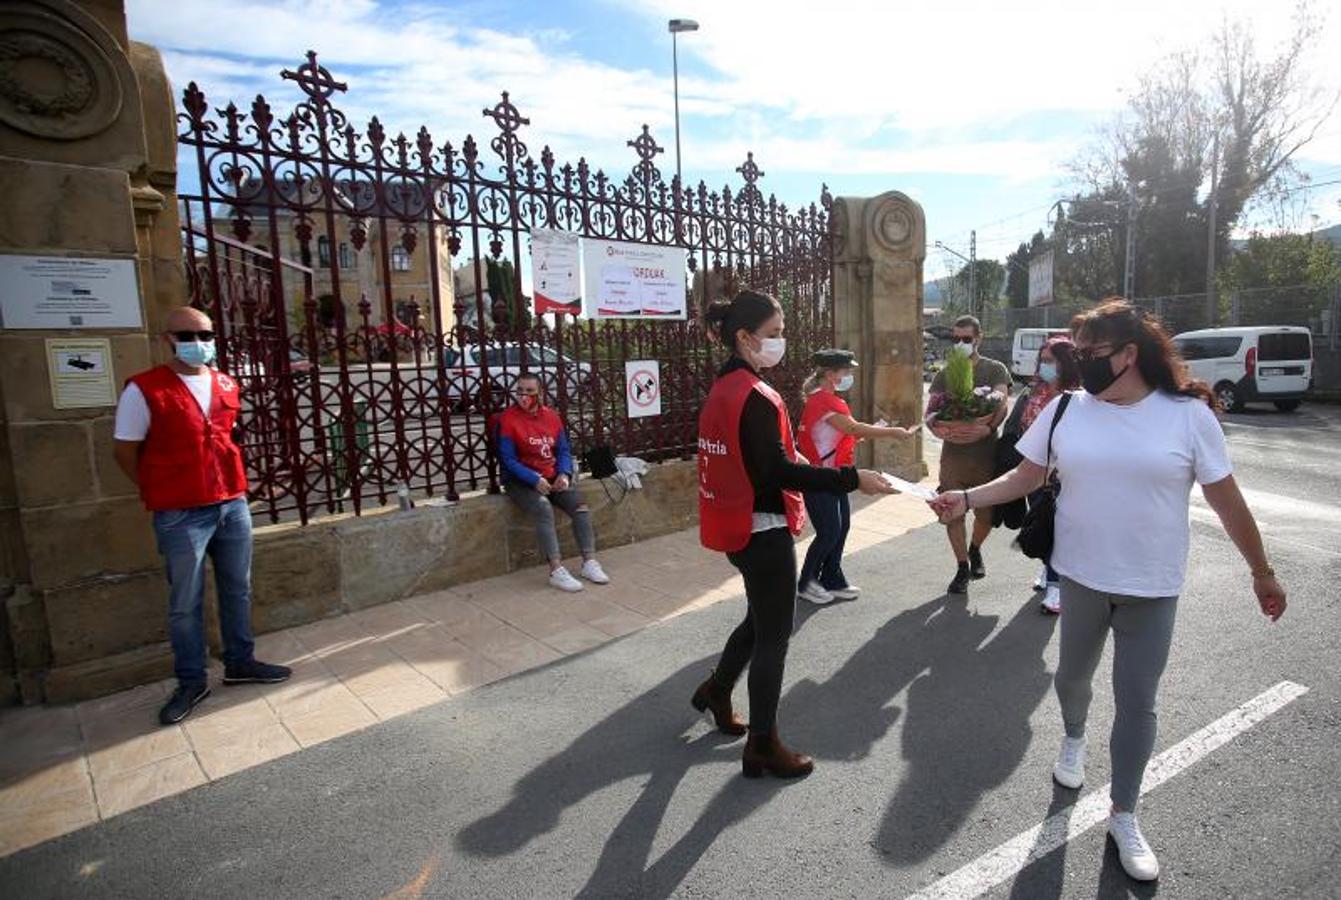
xmin=47 ymin=460 xmax=700 ymax=702
xmin=0 ymin=0 xmax=181 ymax=704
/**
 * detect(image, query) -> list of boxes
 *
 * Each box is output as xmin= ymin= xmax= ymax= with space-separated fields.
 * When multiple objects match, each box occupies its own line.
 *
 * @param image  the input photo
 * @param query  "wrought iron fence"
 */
xmin=179 ymin=52 xmax=833 ymax=524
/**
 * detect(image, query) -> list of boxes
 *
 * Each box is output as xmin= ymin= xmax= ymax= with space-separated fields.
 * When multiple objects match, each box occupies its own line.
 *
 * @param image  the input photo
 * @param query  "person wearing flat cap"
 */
xmin=796 ymin=348 xmax=919 ymax=604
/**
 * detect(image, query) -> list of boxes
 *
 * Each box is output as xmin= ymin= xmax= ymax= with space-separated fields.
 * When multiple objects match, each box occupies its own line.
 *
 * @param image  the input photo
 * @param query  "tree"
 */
xmin=1061 ymin=1 xmax=1335 ymax=299
xmin=943 ymin=259 xmax=1006 ymax=319
xmin=1219 ymin=231 xmax=1341 ymax=291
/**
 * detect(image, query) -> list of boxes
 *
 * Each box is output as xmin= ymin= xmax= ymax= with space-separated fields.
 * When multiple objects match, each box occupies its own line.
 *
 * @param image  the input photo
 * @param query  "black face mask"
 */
xmin=1079 ymin=352 xmax=1129 ymax=396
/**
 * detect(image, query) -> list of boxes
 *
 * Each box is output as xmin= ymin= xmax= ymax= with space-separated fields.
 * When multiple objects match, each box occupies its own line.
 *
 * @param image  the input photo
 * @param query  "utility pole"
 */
xmin=1205 ymin=131 xmax=1219 ymax=326
xmin=668 ymin=19 xmax=700 ymax=189
xmin=1123 ymin=181 xmax=1137 ymax=299
xmin=969 ymin=229 xmax=977 ymax=319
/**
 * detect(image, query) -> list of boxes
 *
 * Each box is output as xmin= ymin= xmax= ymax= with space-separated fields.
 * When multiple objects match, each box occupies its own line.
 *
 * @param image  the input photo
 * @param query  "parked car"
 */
xmin=438 ymin=341 xmax=594 ymax=412
xmin=228 ymin=346 xmax=312 ymax=386
xmin=1010 ymin=327 xmax=1070 ymax=380
xmin=1172 ymin=325 xmax=1313 ymax=412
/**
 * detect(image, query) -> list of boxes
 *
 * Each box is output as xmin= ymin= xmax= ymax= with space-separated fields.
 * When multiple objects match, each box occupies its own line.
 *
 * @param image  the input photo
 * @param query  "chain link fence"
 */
xmin=982 ymin=285 xmax=1340 ymax=349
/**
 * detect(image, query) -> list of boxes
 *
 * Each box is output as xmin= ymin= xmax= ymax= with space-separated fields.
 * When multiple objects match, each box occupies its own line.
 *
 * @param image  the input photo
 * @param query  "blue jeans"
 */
xmin=798 ymin=490 xmax=851 ymax=590
xmin=152 ymin=497 xmax=256 ymax=688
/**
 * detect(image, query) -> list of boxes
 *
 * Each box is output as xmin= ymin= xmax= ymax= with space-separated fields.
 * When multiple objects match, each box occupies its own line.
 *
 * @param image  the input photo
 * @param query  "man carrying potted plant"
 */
xmin=925 ymin=316 xmax=1012 ymax=594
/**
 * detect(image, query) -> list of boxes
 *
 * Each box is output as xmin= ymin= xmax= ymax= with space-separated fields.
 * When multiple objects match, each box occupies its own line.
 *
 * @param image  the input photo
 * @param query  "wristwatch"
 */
xmin=1251 ymin=564 xmax=1275 ymax=578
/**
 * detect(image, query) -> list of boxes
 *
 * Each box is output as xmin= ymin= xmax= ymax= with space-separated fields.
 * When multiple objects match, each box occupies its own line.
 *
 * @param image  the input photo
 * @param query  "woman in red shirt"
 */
xmin=796 ymin=349 xmax=919 ymax=604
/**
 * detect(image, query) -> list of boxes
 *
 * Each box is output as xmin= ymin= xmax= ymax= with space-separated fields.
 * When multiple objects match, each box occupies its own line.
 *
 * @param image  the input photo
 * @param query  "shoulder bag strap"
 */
xmin=1044 ymin=392 xmax=1072 ymax=477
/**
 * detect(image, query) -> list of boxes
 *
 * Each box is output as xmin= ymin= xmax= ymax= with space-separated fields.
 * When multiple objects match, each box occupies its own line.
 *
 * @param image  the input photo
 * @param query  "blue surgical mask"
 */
xmin=1038 ymin=362 xmax=1058 ymax=385
xmin=835 ymin=374 xmax=854 ymax=392
xmin=175 ymin=339 xmax=216 ymax=367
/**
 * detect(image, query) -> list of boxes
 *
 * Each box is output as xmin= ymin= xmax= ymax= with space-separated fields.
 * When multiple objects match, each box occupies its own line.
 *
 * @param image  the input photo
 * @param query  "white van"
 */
xmin=1171 ymin=326 xmax=1313 ymax=412
xmin=1010 ymin=328 xmax=1069 ymax=379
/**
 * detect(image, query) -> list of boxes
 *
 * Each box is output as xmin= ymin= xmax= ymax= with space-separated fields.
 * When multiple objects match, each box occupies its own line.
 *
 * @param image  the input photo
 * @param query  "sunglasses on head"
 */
xmin=170 ymin=330 xmax=215 ymax=342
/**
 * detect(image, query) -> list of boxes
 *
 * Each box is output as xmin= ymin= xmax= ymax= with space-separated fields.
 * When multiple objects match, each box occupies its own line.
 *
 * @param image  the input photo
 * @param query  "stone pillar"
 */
xmin=0 ymin=0 xmax=183 ymax=703
xmin=831 ymin=192 xmax=927 ymax=482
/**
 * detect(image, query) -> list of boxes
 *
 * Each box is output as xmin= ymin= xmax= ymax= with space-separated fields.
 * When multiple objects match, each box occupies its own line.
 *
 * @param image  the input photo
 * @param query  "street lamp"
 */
xmin=668 ymin=18 xmax=699 ymax=189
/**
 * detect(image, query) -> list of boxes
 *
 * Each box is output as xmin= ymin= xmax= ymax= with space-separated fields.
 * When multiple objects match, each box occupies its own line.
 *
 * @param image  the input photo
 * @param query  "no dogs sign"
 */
xmin=625 ymin=360 xmax=661 ymax=418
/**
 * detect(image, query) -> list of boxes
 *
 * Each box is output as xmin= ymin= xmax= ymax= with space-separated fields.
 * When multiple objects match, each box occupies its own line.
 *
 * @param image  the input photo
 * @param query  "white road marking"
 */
xmin=904 ymin=681 xmax=1310 ymax=900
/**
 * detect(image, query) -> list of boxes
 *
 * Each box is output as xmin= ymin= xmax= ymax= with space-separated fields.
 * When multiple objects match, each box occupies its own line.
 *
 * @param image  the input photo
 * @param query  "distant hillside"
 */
xmin=1231 ymin=223 xmax=1341 ymax=251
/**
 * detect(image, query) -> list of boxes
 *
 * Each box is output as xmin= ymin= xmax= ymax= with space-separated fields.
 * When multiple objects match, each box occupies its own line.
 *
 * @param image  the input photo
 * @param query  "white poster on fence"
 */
xmin=583 ymin=238 xmax=687 ymax=319
xmin=625 ymin=360 xmax=662 ymax=418
xmin=529 ymin=228 xmax=582 ymax=316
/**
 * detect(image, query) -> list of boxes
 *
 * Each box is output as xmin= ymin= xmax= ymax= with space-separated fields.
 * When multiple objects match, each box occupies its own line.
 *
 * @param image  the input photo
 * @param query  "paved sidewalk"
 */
xmin=0 ymin=490 xmax=937 ymax=858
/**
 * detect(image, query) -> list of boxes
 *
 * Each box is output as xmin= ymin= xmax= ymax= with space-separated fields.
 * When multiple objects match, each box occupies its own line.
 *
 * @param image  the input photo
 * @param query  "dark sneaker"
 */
xmin=159 ymin=683 xmax=210 ymax=725
xmin=948 ymin=565 xmax=971 ymax=595
xmin=223 ymin=659 xmax=292 ymax=685
xmin=968 ymin=544 xmax=986 ymax=580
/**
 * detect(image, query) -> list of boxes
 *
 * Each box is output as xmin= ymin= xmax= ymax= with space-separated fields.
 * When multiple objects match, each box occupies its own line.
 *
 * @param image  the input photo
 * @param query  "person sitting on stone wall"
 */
xmin=113 ymin=306 xmax=291 ymax=726
xmin=494 ymin=373 xmax=611 ymax=592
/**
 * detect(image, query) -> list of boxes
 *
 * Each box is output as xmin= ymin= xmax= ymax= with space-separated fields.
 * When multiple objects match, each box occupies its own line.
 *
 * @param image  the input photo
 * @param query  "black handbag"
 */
xmin=992 ymin=392 xmax=1031 ymax=530
xmin=1014 ymin=392 xmax=1072 ymax=561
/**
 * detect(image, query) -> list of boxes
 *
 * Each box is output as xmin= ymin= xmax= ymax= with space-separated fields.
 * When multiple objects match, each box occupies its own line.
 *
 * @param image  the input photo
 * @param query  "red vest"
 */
xmin=798 ymin=390 xmax=857 ymax=468
xmin=698 ymin=368 xmax=806 ymax=552
xmin=129 ymin=365 xmax=248 ymax=512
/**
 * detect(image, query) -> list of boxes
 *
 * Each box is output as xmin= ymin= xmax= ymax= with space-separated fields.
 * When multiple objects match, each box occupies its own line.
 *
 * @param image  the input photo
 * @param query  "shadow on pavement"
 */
xmin=459 ymin=583 xmax=1058 ymax=894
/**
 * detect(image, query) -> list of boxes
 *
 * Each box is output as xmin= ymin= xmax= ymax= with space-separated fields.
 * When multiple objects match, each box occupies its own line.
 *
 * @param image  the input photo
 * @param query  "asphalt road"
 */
xmin=3 ymin=403 xmax=1338 ymax=900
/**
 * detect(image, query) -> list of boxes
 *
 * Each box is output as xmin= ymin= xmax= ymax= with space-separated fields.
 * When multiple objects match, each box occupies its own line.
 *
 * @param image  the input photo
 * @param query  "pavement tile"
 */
xmin=554 ymin=594 xmax=653 ymax=638
xmin=0 ymin=784 xmax=98 ymax=857
xmin=0 ymin=757 xmax=92 ymax=813
xmin=448 ymin=618 xmax=564 ymax=674
xmin=340 ymin=662 xmax=448 ymax=720
xmin=404 ymin=590 xmax=506 ymax=636
xmin=0 ymin=706 xmax=84 ymax=786
xmin=93 ymin=752 xmax=207 ymax=819
xmin=385 ymin=624 xmax=507 ymax=694
xmin=191 ymin=722 xmax=300 ymax=780
xmin=273 ymin=689 xmax=378 ymax=749
xmin=182 ymin=696 xmax=280 ymax=749
xmin=84 ymin=724 xmax=192 ymax=782
xmin=344 ymin=600 xmax=433 ymax=641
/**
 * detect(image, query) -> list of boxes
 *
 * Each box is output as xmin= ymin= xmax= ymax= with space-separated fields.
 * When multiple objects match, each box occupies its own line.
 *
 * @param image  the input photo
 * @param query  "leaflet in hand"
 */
xmin=881 ymin=473 xmax=938 ymax=501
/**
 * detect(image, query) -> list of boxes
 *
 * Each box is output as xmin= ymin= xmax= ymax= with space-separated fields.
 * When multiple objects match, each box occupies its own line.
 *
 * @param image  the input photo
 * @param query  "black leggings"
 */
xmin=713 ymin=527 xmax=798 ymax=736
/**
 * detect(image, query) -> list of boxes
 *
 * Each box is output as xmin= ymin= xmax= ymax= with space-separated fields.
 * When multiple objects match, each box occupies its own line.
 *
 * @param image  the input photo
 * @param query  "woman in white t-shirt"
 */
xmin=930 ymin=299 xmax=1286 ymax=884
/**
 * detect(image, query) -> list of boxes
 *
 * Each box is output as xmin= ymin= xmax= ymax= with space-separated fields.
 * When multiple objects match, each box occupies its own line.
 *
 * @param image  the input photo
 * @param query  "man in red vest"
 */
xmin=114 ymin=306 xmax=290 ymax=725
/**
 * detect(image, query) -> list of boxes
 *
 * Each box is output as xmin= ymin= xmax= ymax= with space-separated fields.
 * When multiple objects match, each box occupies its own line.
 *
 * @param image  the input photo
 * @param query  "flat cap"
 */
xmin=812 ymin=348 xmax=859 ymax=368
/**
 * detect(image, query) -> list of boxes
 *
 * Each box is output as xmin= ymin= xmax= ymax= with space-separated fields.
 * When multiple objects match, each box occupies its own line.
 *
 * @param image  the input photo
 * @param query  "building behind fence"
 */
xmin=180 ymin=52 xmax=834 ymax=525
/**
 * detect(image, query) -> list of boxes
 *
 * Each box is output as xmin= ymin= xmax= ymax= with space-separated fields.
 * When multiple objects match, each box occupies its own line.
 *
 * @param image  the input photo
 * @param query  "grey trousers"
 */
xmin=504 ymin=480 xmax=595 ymax=562
xmin=1054 ymin=577 xmax=1179 ymax=811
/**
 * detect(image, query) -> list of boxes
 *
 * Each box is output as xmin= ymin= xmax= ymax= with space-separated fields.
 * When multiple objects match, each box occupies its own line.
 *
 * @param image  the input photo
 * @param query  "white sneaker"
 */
xmin=829 ymin=584 xmax=861 ymax=601
xmin=549 ymin=566 xmax=584 ymax=593
xmin=1052 ymin=735 xmax=1086 ymax=789
xmin=798 ymin=580 xmax=836 ymax=605
xmin=1040 ymin=584 xmax=1061 ymax=615
xmin=1034 ymin=565 xmax=1049 ymax=591
xmin=1108 ymin=811 xmax=1160 ymax=881
xmin=579 ymin=559 xmax=610 ymax=585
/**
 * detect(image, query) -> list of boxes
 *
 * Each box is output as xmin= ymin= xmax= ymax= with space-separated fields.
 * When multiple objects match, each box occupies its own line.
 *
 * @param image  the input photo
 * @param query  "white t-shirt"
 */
xmin=113 ymin=373 xmax=213 ymax=441
xmin=809 ymin=412 xmax=842 ymax=469
xmin=1015 ymin=389 xmax=1232 ymax=598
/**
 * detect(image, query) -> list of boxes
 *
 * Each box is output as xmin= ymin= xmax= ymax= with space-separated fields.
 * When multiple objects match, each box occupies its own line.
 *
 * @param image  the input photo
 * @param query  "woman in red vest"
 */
xmin=695 ymin=290 xmax=894 ymax=779
xmin=796 ymin=349 xmax=919 ymax=605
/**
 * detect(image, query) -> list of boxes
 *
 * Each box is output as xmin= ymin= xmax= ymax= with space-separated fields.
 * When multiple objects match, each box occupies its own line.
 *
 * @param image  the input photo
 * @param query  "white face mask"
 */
xmin=754 ymin=336 xmax=786 ymax=368
xmin=835 ymin=374 xmax=854 ymax=392
xmin=950 ymin=340 xmax=975 ymax=358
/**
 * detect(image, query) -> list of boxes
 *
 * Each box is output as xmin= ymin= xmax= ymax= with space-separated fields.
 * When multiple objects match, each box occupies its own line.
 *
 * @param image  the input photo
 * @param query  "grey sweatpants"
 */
xmin=1054 ymin=577 xmax=1179 ymax=811
xmin=504 ymin=480 xmax=595 ymax=562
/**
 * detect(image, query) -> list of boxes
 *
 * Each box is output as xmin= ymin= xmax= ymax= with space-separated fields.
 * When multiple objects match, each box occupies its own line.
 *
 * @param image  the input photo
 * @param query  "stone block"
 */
xmin=91 ymin=417 xmax=138 ymax=499
xmin=43 ymin=642 xmax=175 ymax=705
xmin=344 ymin=498 xmax=513 ymax=604
xmin=129 ymin=43 xmax=177 ymax=189
xmin=0 ymin=505 xmax=29 ymax=585
xmin=21 ymin=497 xmax=158 ymax=589
xmin=5 ymin=585 xmax=50 ymax=670
xmin=0 ymin=158 xmax=138 ymax=254
xmin=0 ymin=334 xmax=149 ymax=424
xmin=8 ymin=422 xmax=96 ymax=507
xmin=0 ymin=412 xmax=15 ymax=505
xmin=42 ymin=571 xmax=167 ymax=666
xmin=249 ymin=525 xmax=343 ymax=632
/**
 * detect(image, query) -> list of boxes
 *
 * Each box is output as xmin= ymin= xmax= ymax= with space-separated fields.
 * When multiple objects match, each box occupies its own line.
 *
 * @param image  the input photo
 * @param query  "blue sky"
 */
xmin=130 ymin=0 xmax=1341 ymax=286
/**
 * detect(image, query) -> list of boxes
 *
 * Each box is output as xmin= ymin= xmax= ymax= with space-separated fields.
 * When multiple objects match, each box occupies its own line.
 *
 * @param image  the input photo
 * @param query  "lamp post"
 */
xmin=934 ymin=236 xmax=977 ymax=319
xmin=668 ymin=18 xmax=699 ymax=189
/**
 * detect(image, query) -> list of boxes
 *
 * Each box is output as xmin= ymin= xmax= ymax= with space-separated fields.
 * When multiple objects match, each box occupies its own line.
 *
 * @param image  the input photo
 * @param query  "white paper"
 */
xmin=530 ymin=229 xmax=582 ymax=315
xmin=0 ymin=255 xmax=143 ymax=329
xmin=582 ymin=239 xmax=688 ymax=319
xmin=625 ymin=360 xmax=662 ymax=418
xmin=881 ymin=473 xmax=938 ymax=501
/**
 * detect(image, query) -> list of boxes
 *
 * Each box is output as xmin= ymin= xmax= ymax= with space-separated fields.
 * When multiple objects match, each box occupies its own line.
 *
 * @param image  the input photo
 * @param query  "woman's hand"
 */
xmin=857 ymin=469 xmax=896 ymax=496
xmin=1253 ymin=574 xmax=1287 ymax=622
xmin=552 ymin=474 xmax=571 ymax=493
xmin=929 ymin=491 xmax=967 ymax=523
xmin=534 ymin=477 xmax=552 ymax=496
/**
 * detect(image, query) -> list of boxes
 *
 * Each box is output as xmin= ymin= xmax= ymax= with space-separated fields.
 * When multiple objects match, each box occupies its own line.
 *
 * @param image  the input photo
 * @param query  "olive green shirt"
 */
xmin=928 ymin=355 xmax=1012 ymax=462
